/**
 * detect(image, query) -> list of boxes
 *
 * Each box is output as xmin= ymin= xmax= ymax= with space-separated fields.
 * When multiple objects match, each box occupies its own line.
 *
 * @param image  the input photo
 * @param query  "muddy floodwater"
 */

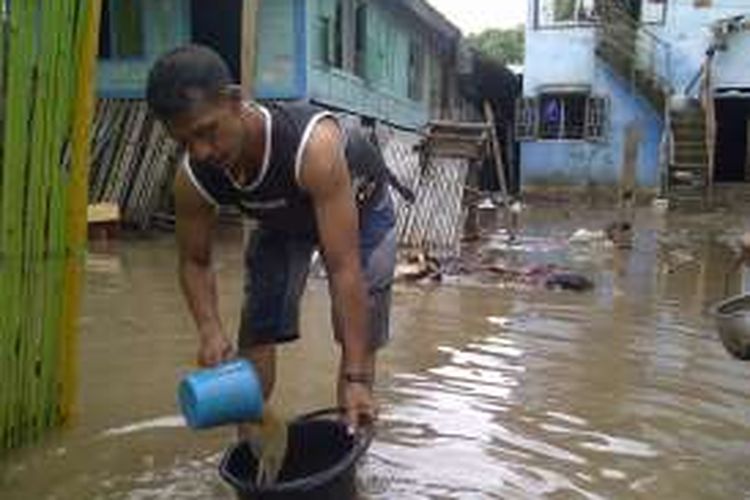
xmin=2 ymin=205 xmax=750 ymax=499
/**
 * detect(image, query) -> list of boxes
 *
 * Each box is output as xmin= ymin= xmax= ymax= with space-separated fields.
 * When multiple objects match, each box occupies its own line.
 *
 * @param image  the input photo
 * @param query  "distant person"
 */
xmin=146 ymin=44 xmax=404 ymax=431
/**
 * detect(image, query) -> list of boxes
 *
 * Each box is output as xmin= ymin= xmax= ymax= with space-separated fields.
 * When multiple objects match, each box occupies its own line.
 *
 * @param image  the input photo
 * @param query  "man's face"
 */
xmin=166 ymin=94 xmax=245 ymax=172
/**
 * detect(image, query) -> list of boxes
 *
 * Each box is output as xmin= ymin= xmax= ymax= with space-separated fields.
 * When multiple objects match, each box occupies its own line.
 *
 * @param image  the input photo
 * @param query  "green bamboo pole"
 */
xmin=15 ymin=0 xmax=44 ymax=445
xmin=35 ymin=0 xmax=76 ymax=435
xmin=22 ymin=0 xmax=56 ymax=441
xmin=0 ymin=17 xmax=3 ymax=443
xmin=1 ymin=0 xmax=35 ymax=450
xmin=0 ymin=0 xmax=98 ymax=451
xmin=33 ymin=0 xmax=58 ymax=434
xmin=46 ymin=0 xmax=80 ymax=430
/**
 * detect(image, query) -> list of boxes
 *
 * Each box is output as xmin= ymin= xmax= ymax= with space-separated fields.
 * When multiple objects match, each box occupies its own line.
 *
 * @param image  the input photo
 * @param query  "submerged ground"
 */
xmin=2 ymin=203 xmax=750 ymax=499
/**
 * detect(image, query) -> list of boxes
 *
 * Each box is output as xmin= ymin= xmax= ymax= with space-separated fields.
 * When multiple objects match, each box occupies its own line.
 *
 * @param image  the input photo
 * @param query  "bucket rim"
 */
xmin=219 ymin=407 xmax=373 ymax=495
xmin=713 ymin=293 xmax=750 ymax=318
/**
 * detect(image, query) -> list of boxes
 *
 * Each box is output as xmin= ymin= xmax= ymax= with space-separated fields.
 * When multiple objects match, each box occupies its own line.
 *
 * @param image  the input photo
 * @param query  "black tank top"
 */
xmin=184 ymin=102 xmax=390 ymax=236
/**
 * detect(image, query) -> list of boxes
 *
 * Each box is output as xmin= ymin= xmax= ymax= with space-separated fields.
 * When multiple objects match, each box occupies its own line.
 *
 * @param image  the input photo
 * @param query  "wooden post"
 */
xmin=701 ymin=56 xmax=716 ymax=206
xmin=483 ymin=100 xmax=510 ymax=203
xmin=621 ymin=122 xmax=640 ymax=203
xmin=616 ymin=122 xmax=640 ymax=248
xmin=241 ymin=0 xmax=260 ymax=100
xmin=483 ymin=100 xmax=516 ymax=239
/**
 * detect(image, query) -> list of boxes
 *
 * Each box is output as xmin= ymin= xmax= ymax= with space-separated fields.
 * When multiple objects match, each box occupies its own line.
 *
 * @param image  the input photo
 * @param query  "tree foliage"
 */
xmin=467 ymin=25 xmax=525 ymax=65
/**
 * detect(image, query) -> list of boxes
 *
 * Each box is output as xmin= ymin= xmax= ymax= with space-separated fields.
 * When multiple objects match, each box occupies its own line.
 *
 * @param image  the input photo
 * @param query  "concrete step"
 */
xmin=673 ymin=140 xmax=706 ymax=148
xmin=669 ymin=170 xmax=708 ymax=186
xmin=674 ymin=148 xmax=707 ymax=156
xmin=671 ymin=162 xmax=708 ymax=171
xmin=669 ymin=192 xmax=707 ymax=200
xmin=671 ymin=112 xmax=705 ymax=125
xmin=673 ymin=131 xmax=706 ymax=144
xmin=672 ymin=120 xmax=706 ymax=130
xmin=669 ymin=174 xmax=706 ymax=184
xmin=675 ymin=157 xmax=708 ymax=167
xmin=675 ymin=144 xmax=707 ymax=151
xmin=675 ymin=148 xmax=708 ymax=161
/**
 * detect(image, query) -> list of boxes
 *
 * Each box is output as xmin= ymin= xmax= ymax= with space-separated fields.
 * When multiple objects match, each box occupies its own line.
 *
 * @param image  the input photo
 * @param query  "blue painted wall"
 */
xmin=96 ymin=0 xmax=443 ymax=130
xmin=306 ymin=0 xmax=434 ymax=129
xmin=255 ymin=0 xmax=307 ymax=100
xmin=97 ymin=0 xmax=306 ymax=101
xmin=655 ymin=1 xmax=750 ymax=91
xmin=521 ymin=0 xmax=750 ymax=188
xmin=97 ymin=0 xmax=189 ymax=98
xmin=524 ymin=28 xmax=597 ymax=91
xmin=522 ymin=66 xmax=662 ymax=186
xmin=714 ymin=32 xmax=750 ymax=89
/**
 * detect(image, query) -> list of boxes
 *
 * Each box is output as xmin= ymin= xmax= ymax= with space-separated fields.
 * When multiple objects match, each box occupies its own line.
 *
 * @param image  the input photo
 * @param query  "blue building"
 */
xmin=519 ymin=0 xmax=750 ymax=200
xmin=92 ymin=0 xmax=482 ymax=228
xmin=97 ymin=0 xmax=465 ymax=130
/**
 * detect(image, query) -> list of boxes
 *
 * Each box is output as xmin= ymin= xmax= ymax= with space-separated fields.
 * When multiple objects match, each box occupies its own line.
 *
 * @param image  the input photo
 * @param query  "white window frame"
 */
xmin=515 ymin=93 xmax=609 ymax=142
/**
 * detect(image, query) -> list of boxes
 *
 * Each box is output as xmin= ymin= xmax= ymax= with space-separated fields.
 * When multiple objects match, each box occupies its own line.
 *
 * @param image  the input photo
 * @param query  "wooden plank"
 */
xmin=427 ymin=120 xmax=490 ymax=131
xmin=426 ymin=132 xmax=487 ymax=143
xmin=110 ymin=103 xmax=148 ymax=204
xmin=484 ymin=100 xmax=517 ymax=240
xmin=127 ymin=117 xmax=169 ymax=228
xmin=425 ymin=144 xmax=484 ymax=160
xmin=126 ymin=104 xmax=153 ymax=212
xmin=701 ymin=55 xmax=716 ymax=205
xmin=483 ymin=101 xmax=510 ymax=202
xmin=92 ymin=100 xmax=130 ymax=200
xmin=124 ymin=116 xmax=158 ymax=226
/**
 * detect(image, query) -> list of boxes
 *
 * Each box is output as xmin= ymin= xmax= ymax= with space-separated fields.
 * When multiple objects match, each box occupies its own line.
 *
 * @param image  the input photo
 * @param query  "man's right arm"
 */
xmin=174 ymin=165 xmax=232 ymax=366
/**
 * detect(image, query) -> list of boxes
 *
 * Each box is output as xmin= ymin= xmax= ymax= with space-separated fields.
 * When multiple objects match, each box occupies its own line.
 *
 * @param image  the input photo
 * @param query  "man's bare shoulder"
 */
xmin=173 ymin=163 xmax=217 ymax=216
xmin=298 ymin=118 xmax=346 ymax=195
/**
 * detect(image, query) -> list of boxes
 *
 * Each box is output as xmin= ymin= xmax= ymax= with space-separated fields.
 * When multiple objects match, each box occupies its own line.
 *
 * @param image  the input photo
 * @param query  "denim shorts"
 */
xmin=238 ymin=191 xmax=397 ymax=349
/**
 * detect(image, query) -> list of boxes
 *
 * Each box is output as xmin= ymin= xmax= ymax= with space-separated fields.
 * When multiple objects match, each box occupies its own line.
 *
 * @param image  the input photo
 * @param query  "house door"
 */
xmin=714 ymin=97 xmax=750 ymax=183
xmin=190 ymin=0 xmax=242 ymax=82
xmin=624 ymin=0 xmax=642 ymax=20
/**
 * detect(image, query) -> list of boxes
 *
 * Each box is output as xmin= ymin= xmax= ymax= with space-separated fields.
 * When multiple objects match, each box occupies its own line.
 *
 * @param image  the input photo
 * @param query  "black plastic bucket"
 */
xmin=219 ymin=408 xmax=373 ymax=500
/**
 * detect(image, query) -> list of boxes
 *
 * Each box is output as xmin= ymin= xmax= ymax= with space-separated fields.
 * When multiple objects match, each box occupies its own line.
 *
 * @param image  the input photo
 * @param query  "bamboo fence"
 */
xmin=89 ymin=99 xmax=180 ymax=229
xmin=381 ymin=129 xmax=470 ymax=259
xmin=0 ymin=0 xmax=100 ymax=452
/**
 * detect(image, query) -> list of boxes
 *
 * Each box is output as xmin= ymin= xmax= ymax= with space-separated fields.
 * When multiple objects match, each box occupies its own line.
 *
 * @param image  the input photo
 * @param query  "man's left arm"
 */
xmin=298 ymin=118 xmax=374 ymax=427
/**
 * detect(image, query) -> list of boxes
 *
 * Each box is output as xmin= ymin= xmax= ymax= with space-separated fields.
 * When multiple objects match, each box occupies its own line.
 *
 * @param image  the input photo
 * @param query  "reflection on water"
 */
xmin=2 ymin=208 xmax=750 ymax=499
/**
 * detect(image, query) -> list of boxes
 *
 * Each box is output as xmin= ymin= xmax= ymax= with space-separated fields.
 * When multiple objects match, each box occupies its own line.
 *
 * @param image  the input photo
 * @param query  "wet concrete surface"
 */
xmin=2 ymin=204 xmax=750 ymax=499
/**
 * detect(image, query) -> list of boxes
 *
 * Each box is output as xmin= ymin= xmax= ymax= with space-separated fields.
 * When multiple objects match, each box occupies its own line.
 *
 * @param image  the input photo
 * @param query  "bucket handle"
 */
xmin=294 ymin=406 xmax=375 ymax=444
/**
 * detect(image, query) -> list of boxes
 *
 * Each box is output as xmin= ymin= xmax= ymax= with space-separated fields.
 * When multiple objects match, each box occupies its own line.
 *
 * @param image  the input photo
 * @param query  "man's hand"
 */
xmin=340 ymin=380 xmax=376 ymax=434
xmin=197 ymin=332 xmax=233 ymax=367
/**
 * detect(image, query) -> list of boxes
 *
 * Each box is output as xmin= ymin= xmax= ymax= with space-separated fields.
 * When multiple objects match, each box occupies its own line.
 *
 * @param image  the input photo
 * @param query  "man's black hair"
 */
xmin=146 ymin=44 xmax=233 ymax=120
